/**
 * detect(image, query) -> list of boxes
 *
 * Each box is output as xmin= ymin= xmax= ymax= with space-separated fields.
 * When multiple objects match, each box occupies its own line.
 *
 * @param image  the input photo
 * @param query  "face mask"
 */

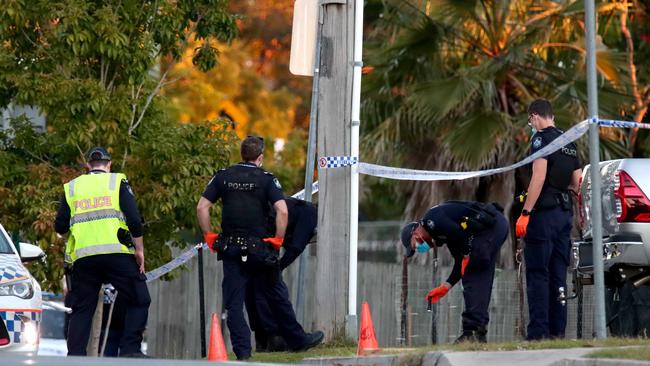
xmin=416 ymin=242 xmax=429 ymax=253
xmin=530 ymin=127 xmax=537 ymax=136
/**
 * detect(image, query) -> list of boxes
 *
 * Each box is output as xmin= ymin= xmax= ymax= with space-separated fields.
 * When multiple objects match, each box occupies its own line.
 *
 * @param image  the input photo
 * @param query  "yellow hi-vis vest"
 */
xmin=63 ymin=173 xmax=132 ymax=262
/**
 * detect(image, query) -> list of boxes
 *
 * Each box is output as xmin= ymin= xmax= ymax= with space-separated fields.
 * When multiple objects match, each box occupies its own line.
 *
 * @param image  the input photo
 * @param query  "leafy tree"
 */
xmin=162 ymin=0 xmax=313 ymax=193
xmin=362 ymin=0 xmax=636 ymax=267
xmin=162 ymin=39 xmax=299 ymax=140
xmin=597 ymin=0 xmax=650 ymax=155
xmin=0 ymin=0 xmax=238 ymax=292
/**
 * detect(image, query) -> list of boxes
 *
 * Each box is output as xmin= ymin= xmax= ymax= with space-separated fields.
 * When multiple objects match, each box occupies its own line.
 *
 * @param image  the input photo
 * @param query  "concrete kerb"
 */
xmin=302 ymin=352 xmax=441 ymax=366
xmin=552 ymin=359 xmax=650 ymax=366
xmin=301 ymin=348 xmax=650 ymax=366
xmin=301 ymin=352 xmax=449 ymax=366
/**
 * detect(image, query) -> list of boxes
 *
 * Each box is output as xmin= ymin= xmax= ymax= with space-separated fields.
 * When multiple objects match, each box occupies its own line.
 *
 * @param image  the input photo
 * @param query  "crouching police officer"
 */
xmin=401 ymin=201 xmax=508 ymax=343
xmin=515 ymin=99 xmax=581 ymax=340
xmin=197 ymin=136 xmax=323 ymax=360
xmin=54 ymin=147 xmax=150 ymax=357
xmin=246 ymin=197 xmax=318 ymax=352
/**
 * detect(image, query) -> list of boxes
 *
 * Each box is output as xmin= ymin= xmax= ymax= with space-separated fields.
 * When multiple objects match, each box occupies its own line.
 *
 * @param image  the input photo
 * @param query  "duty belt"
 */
xmin=223 ymin=236 xmax=250 ymax=247
xmin=222 ymin=235 xmax=260 ymax=262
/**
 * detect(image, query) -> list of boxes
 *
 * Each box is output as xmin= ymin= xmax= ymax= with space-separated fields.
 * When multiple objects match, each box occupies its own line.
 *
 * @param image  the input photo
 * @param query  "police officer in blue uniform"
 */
xmin=197 ymin=136 xmax=323 ymax=360
xmin=246 ymin=197 xmax=318 ymax=352
xmin=54 ymin=147 xmax=150 ymax=358
xmin=401 ymin=201 xmax=508 ymax=343
xmin=515 ymin=99 xmax=581 ymax=340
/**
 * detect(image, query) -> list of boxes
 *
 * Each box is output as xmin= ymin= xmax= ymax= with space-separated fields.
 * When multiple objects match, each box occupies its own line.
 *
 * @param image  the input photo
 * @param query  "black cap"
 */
xmin=401 ymin=222 xmax=418 ymax=258
xmin=87 ymin=146 xmax=111 ymax=162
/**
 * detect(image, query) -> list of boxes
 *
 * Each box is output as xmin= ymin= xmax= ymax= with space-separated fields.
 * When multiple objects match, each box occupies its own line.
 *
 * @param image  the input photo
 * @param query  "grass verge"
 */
xmin=249 ymin=337 xmax=650 ymax=364
xmin=587 ymin=347 xmax=650 ymax=361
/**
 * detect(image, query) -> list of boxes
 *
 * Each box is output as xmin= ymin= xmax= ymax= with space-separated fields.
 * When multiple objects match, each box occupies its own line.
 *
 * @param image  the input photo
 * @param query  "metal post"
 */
xmin=400 ymin=257 xmax=408 ymax=346
xmin=198 ymin=246 xmax=207 ymax=357
xmin=585 ymin=0 xmax=607 ymax=339
xmin=100 ymin=291 xmax=117 ymax=357
xmin=346 ymin=0 xmax=364 ymax=340
xmin=430 ymin=247 xmax=438 ymax=344
xmin=295 ymin=1 xmax=323 ymax=324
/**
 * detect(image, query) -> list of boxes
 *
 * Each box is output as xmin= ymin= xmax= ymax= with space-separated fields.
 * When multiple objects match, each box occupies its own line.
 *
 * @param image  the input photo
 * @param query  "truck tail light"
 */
xmin=616 ymin=170 xmax=650 ymax=222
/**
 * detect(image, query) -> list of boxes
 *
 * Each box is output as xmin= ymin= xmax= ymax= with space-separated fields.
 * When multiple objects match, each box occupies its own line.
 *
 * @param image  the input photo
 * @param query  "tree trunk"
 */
xmin=314 ymin=0 xmax=354 ymax=340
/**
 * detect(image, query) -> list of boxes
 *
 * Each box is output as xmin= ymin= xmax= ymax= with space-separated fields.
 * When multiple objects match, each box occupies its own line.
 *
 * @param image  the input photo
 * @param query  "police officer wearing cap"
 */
xmin=246 ymin=197 xmax=318 ymax=352
xmin=197 ymin=136 xmax=323 ymax=360
xmin=54 ymin=147 xmax=150 ymax=357
xmin=515 ymin=99 xmax=581 ymax=340
xmin=401 ymin=201 xmax=508 ymax=343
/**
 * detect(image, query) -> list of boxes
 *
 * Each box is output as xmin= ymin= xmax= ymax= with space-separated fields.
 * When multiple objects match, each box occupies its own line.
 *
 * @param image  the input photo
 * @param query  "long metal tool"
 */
xmin=198 ymin=246 xmax=207 ymax=357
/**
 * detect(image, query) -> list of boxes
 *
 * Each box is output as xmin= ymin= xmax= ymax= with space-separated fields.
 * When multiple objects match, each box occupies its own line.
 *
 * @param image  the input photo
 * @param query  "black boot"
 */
xmin=454 ymin=326 xmax=487 ymax=344
xmin=237 ymin=353 xmax=251 ymax=361
xmin=255 ymin=332 xmax=269 ymax=353
xmin=120 ymin=351 xmax=152 ymax=358
xmin=476 ymin=327 xmax=487 ymax=343
xmin=291 ymin=331 xmax=324 ymax=352
xmin=267 ymin=334 xmax=288 ymax=352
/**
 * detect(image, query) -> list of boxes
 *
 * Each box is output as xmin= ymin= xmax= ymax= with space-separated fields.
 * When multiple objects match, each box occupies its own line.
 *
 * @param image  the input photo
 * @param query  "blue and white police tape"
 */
xmin=594 ymin=118 xmax=650 ymax=130
xmin=321 ymin=120 xmax=589 ymax=181
xmin=145 ymin=243 xmax=208 ymax=282
xmin=320 ymin=118 xmax=650 ymax=181
xmin=144 ymin=182 xmax=320 ymax=282
xmin=290 ymin=181 xmax=319 ymax=201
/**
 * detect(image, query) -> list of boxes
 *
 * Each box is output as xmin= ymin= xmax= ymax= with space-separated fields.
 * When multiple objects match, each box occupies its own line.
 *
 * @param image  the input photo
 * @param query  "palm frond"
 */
xmin=444 ymin=110 xmax=512 ymax=168
xmin=409 ymin=76 xmax=482 ymax=121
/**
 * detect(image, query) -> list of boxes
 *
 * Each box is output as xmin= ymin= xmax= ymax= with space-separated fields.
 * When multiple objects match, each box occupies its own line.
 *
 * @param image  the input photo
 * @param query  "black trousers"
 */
xmin=247 ymin=207 xmax=317 ymax=343
xmin=222 ymin=244 xmax=309 ymax=358
xmin=245 ymin=272 xmax=308 ymax=348
xmin=461 ymin=214 xmax=509 ymax=331
xmin=524 ymin=206 xmax=572 ymax=340
xmin=67 ymin=253 xmax=150 ymax=356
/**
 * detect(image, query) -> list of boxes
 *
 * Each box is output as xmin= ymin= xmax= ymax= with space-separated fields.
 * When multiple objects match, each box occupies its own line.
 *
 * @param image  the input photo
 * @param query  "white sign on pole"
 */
xmin=289 ymin=0 xmax=319 ymax=76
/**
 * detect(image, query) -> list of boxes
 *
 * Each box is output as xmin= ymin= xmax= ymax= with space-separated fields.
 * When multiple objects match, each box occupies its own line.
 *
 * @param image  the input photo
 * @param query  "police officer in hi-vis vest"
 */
xmin=54 ymin=147 xmax=150 ymax=358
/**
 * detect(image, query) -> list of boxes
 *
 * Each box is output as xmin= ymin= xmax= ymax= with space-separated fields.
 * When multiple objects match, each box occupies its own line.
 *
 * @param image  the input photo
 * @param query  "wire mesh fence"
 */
xmin=149 ymin=221 xmax=611 ymax=358
xmin=391 ymin=269 xmax=596 ymax=346
xmin=356 ymin=221 xmax=596 ymax=346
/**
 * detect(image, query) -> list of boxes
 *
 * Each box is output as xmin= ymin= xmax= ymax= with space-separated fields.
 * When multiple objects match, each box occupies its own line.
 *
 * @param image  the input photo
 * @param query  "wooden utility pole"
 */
xmin=314 ymin=0 xmax=354 ymax=339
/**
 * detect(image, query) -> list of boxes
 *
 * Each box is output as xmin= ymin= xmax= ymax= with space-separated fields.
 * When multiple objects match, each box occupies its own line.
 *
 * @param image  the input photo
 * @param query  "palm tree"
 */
xmin=362 ymin=0 xmax=632 ymax=268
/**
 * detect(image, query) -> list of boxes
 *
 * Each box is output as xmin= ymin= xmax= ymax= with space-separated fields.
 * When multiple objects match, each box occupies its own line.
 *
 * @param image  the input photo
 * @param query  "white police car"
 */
xmin=0 ymin=223 xmax=45 ymax=354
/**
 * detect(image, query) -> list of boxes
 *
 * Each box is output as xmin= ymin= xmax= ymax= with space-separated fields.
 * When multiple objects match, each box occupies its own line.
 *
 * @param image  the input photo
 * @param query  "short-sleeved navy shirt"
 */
xmin=529 ymin=127 xmax=580 ymax=192
xmin=421 ymin=201 xmax=475 ymax=286
xmin=202 ymin=162 xmax=284 ymax=238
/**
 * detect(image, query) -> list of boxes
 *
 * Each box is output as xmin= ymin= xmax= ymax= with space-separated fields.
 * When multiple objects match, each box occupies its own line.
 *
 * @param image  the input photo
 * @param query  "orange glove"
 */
xmin=461 ymin=256 xmax=470 ymax=276
xmin=263 ymin=237 xmax=284 ymax=250
xmin=203 ymin=231 xmax=219 ymax=251
xmin=515 ymin=214 xmax=530 ymax=238
xmin=425 ymin=285 xmax=449 ymax=304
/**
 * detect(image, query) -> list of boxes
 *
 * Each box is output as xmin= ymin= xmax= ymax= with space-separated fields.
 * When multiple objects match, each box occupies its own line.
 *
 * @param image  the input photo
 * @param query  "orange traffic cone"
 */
xmin=208 ymin=313 xmax=228 ymax=361
xmin=357 ymin=302 xmax=380 ymax=355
